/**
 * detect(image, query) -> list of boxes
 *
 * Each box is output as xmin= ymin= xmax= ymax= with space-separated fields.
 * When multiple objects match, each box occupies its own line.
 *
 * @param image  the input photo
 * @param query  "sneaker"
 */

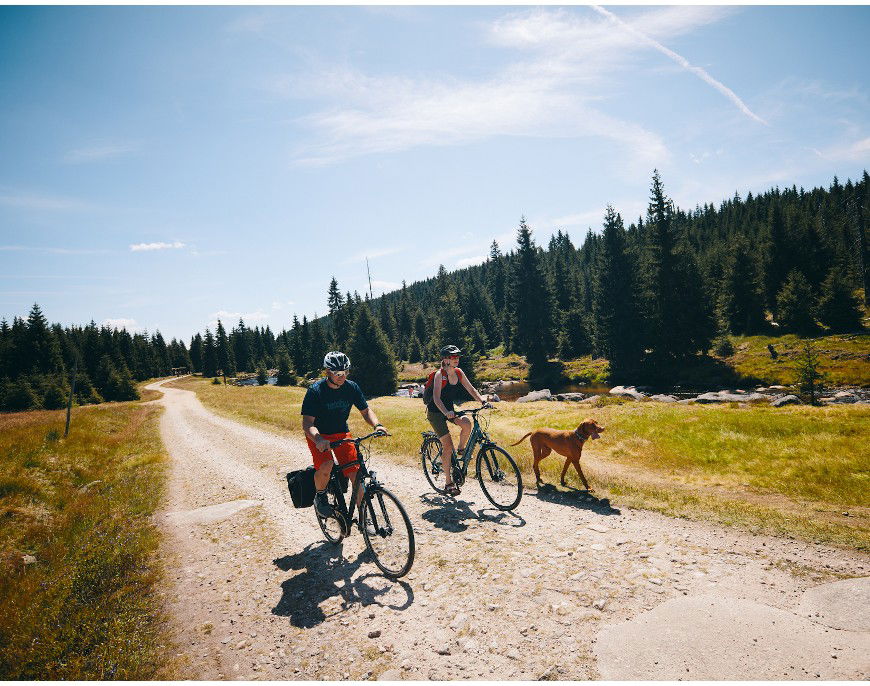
xmin=314 ymin=490 xmax=333 ymax=518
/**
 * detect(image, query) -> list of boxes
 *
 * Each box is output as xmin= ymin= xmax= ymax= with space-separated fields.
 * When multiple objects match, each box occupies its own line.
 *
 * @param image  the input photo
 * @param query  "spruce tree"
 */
xmin=233 ymin=319 xmax=251 ymax=372
xmin=202 ymin=329 xmax=218 ymax=377
xmin=507 ymin=218 xmax=556 ymax=370
xmin=189 ymin=334 xmax=203 ymax=374
xmin=591 ymin=205 xmax=642 ymax=379
xmin=275 ymin=345 xmax=295 ymax=386
xmin=347 ymin=303 xmax=398 ymax=397
xmin=308 ymin=317 xmax=328 ymax=373
xmin=816 ymin=266 xmax=863 ymax=332
xmin=717 ymin=236 xmax=767 ymax=335
xmin=776 ymin=270 xmax=817 ymax=334
xmin=215 ymin=320 xmax=235 ymax=377
xmin=794 ymin=342 xmax=826 ymax=405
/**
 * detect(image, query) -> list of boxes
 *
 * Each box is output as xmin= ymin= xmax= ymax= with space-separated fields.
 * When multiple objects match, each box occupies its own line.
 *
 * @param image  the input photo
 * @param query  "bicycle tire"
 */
xmin=361 ymin=487 xmax=415 ymax=579
xmin=476 ymin=445 xmax=523 ymax=511
xmin=315 ymin=483 xmax=346 ymax=544
xmin=420 ymin=437 xmax=447 ymax=494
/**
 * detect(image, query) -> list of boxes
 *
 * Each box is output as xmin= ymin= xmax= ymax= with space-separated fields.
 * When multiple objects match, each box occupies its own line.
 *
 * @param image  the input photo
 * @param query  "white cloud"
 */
xmin=590 ymin=5 xmax=766 ymax=125
xmin=102 ymin=318 xmax=140 ymax=332
xmin=130 ymin=241 xmax=186 ymax=252
xmin=65 ymin=142 xmax=140 ymax=164
xmin=814 ymin=136 xmax=870 ymax=163
xmin=272 ymin=300 xmax=294 ymax=310
xmin=286 ymin=6 xmax=749 ymax=166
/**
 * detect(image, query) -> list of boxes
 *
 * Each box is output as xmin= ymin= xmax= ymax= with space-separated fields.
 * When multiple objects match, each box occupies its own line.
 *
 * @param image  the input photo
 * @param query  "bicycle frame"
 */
xmin=326 ymin=432 xmax=383 ymax=530
xmin=451 ymin=408 xmax=496 ymax=480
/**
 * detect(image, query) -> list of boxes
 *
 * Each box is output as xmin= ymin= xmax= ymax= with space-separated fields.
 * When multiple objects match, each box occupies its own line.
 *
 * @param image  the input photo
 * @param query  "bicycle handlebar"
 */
xmin=453 ymin=404 xmax=494 ymax=417
xmin=329 ymin=429 xmax=389 ymax=449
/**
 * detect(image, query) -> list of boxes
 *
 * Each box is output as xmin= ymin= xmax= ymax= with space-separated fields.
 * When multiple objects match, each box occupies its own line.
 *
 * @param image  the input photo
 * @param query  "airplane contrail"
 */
xmin=590 ymin=5 xmax=768 ymax=125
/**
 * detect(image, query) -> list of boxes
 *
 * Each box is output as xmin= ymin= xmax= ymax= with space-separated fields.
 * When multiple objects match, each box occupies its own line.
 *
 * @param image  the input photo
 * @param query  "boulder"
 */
xmin=516 ymin=389 xmax=552 ymax=403
xmin=609 ymin=386 xmax=647 ymax=400
xmin=771 ymin=394 xmax=802 ymax=407
xmin=554 ymin=392 xmax=587 ymax=402
xmin=650 ymin=394 xmax=678 ymax=403
xmin=694 ymin=392 xmax=730 ymax=404
xmin=828 ymin=391 xmax=860 ymax=403
xmin=580 ymin=395 xmax=603 ymax=403
xmin=677 ymin=398 xmax=696 ymax=405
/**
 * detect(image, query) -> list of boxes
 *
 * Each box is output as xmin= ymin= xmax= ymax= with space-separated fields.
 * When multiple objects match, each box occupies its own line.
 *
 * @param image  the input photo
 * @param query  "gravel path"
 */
xmin=149 ymin=379 xmax=870 ymax=680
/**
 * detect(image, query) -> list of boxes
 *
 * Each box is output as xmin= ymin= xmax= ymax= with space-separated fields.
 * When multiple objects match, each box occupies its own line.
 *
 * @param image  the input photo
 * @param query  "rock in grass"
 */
xmin=772 ymin=394 xmax=803 ymax=407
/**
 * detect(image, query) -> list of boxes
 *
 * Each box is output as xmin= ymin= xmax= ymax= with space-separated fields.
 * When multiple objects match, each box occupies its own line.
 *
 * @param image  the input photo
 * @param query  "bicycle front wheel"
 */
xmin=421 ymin=438 xmax=447 ymax=494
xmin=361 ymin=487 xmax=415 ymax=579
xmin=476 ymin=445 xmax=523 ymax=511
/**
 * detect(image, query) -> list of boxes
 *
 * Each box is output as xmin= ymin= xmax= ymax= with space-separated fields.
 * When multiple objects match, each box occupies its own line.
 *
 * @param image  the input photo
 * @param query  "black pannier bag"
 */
xmin=286 ymin=466 xmax=316 ymax=508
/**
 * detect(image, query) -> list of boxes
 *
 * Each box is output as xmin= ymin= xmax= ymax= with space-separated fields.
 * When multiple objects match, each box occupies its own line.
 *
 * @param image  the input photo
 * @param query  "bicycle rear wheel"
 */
xmin=315 ymin=485 xmax=346 ymax=544
xmin=421 ymin=438 xmax=447 ymax=494
xmin=361 ymin=487 xmax=415 ymax=579
xmin=476 ymin=445 xmax=523 ymax=511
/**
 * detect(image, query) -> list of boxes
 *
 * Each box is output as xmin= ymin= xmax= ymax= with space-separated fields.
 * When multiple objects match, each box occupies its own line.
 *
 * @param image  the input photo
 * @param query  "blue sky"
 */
xmin=1 ymin=5 xmax=868 ymax=342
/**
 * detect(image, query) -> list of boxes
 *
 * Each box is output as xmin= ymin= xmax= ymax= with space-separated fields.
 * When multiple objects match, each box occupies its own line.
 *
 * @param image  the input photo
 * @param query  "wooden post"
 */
xmin=64 ymin=356 xmax=78 ymax=438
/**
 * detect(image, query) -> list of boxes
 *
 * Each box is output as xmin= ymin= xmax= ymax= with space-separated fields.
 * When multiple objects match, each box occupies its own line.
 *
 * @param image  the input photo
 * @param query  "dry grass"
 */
xmin=176 ymin=375 xmax=870 ymax=550
xmin=0 ymin=400 xmax=175 ymax=679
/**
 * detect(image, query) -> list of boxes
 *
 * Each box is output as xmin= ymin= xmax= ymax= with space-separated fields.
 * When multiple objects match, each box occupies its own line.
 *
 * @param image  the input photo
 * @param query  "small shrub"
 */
xmin=256 ymin=367 xmax=268 ymax=386
xmin=712 ymin=335 xmax=735 ymax=357
xmin=211 ymin=377 xmax=222 ymax=385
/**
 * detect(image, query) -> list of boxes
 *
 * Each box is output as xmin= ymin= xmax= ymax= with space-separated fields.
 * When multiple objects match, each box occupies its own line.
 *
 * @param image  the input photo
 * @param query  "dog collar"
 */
xmin=573 ymin=428 xmax=587 ymax=442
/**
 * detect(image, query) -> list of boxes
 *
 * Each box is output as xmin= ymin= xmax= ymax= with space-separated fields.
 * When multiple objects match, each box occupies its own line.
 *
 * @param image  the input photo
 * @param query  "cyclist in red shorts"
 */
xmin=302 ymin=351 xmax=387 ymax=520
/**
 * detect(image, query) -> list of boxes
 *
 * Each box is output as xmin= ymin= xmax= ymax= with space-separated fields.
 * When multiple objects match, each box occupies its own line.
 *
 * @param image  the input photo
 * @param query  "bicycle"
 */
xmin=420 ymin=406 xmax=523 ymax=511
xmin=315 ymin=430 xmax=415 ymax=579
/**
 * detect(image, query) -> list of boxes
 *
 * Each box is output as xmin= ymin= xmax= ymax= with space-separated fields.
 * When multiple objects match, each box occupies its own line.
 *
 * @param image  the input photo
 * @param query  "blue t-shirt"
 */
xmin=300 ymin=378 xmax=368 ymax=435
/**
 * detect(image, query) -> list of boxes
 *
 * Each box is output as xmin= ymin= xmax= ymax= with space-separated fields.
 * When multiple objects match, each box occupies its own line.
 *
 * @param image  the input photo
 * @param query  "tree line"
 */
xmin=2 ymin=170 xmax=866 ymax=410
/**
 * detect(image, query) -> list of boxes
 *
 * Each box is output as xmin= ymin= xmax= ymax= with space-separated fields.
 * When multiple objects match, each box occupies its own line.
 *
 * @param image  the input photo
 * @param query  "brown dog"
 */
xmin=510 ymin=418 xmax=605 ymax=489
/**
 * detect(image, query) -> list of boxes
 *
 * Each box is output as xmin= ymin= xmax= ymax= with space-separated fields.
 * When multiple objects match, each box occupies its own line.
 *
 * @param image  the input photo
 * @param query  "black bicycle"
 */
xmin=420 ymin=406 xmax=523 ymax=511
xmin=315 ymin=430 xmax=415 ymax=579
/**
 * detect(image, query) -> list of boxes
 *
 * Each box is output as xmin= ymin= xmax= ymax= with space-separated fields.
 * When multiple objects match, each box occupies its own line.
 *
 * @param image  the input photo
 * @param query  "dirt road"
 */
xmin=149 ymin=379 xmax=870 ymax=680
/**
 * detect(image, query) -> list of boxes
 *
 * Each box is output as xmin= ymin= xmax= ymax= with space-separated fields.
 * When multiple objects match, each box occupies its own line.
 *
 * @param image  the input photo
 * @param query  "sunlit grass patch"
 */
xmin=0 ymin=400 xmax=174 ymax=679
xmin=178 ymin=374 xmax=869 ymax=549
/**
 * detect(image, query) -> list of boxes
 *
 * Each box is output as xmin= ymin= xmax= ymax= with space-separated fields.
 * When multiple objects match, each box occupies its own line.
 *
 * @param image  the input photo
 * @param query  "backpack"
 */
xmin=422 ymin=368 xmax=463 ymax=407
xmin=286 ymin=466 xmax=316 ymax=508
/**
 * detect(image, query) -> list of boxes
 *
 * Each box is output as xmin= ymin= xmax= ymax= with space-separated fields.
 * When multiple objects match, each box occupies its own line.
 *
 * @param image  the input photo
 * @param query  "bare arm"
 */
xmin=360 ymin=406 xmax=385 ymax=431
xmin=459 ymin=372 xmax=485 ymax=403
xmin=302 ymin=415 xmax=330 ymax=452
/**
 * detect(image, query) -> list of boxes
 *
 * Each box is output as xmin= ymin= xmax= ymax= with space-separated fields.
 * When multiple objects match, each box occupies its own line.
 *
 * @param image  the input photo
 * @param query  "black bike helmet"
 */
xmin=439 ymin=344 xmax=462 ymax=358
xmin=323 ymin=351 xmax=351 ymax=371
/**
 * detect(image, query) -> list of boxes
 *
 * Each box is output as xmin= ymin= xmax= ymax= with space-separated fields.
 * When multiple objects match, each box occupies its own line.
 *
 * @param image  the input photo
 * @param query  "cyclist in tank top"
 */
xmin=425 ymin=344 xmax=490 ymax=496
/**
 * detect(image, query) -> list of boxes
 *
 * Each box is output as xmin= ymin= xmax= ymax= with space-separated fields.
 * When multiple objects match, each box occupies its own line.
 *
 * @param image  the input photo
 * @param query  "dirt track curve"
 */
xmin=148 ymin=379 xmax=870 ymax=680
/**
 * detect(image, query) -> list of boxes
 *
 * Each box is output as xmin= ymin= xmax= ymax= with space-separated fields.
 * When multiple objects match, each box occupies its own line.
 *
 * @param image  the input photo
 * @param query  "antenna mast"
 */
xmin=366 ymin=257 xmax=373 ymax=300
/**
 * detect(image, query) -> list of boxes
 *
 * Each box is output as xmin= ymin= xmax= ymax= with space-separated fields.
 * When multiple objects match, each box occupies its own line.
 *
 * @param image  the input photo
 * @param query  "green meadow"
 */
xmin=171 ymin=376 xmax=870 ymax=551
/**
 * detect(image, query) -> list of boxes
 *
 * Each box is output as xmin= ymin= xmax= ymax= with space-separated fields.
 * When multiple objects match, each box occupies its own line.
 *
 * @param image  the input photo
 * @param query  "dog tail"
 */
xmin=509 ymin=432 xmax=533 ymax=447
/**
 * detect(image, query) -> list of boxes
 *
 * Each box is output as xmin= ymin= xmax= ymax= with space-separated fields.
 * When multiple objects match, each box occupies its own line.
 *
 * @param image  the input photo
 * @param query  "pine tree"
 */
xmin=762 ymin=202 xmax=789 ymax=314
xmin=816 ymin=266 xmax=863 ymax=332
xmin=591 ymin=206 xmax=642 ymax=379
xmin=327 ymin=277 xmax=350 ymax=349
xmin=507 ymin=218 xmax=557 ymax=381
xmin=776 ymin=270 xmax=817 ymax=334
xmin=347 ymin=303 xmax=398 ymax=397
xmin=794 ymin=342 xmax=826 ymax=405
xmin=308 ymin=317 xmax=328 ymax=373
xmin=233 ymin=319 xmax=251 ymax=372
xmin=215 ymin=320 xmax=235 ymax=377
xmin=717 ymin=236 xmax=767 ymax=335
xmin=201 ymin=329 xmax=218 ymax=377
xmin=275 ymin=345 xmax=296 ymax=386
xmin=256 ymin=366 xmax=268 ymax=386
xmin=189 ymin=334 xmax=203 ymax=374
xmin=25 ymin=303 xmax=64 ymax=375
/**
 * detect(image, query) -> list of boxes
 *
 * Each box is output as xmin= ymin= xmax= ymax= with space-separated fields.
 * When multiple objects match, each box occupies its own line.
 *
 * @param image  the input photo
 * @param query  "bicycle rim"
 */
xmin=421 ymin=439 xmax=447 ymax=494
xmin=362 ymin=487 xmax=415 ymax=579
xmin=476 ymin=445 xmax=523 ymax=511
xmin=315 ymin=488 xmax=346 ymax=544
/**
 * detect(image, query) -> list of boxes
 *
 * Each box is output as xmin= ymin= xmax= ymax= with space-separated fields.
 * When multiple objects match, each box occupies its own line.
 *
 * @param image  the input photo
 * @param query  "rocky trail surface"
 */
xmin=148 ymin=379 xmax=870 ymax=680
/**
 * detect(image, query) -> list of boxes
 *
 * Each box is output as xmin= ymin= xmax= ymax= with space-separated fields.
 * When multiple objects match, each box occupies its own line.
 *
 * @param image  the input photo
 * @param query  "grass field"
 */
xmin=171 ymin=376 xmax=870 ymax=551
xmin=0 ymin=398 xmax=174 ymax=679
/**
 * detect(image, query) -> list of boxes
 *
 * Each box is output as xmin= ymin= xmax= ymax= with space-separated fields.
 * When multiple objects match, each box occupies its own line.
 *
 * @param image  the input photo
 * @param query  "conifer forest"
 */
xmin=1 ymin=170 xmax=867 ymax=411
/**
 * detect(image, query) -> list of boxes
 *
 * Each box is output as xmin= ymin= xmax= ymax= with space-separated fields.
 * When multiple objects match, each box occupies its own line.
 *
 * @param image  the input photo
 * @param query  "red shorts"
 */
xmin=306 ymin=431 xmax=359 ymax=477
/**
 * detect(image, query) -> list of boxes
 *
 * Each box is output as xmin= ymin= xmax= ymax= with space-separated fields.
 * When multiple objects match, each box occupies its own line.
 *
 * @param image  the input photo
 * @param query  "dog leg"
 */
xmin=559 ymin=458 xmax=572 ymax=486
xmin=572 ymin=459 xmax=591 ymax=491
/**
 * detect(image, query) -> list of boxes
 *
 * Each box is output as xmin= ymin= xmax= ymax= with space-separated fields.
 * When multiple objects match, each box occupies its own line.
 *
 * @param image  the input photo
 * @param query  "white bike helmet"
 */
xmin=323 ymin=351 xmax=351 ymax=371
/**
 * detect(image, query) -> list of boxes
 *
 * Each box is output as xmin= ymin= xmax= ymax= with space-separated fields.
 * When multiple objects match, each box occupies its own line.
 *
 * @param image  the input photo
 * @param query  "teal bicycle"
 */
xmin=420 ymin=406 xmax=523 ymax=511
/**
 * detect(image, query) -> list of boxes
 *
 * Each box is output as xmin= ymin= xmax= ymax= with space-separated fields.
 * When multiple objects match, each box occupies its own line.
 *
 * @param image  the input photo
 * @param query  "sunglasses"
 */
xmin=328 ymin=369 xmax=348 ymax=376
